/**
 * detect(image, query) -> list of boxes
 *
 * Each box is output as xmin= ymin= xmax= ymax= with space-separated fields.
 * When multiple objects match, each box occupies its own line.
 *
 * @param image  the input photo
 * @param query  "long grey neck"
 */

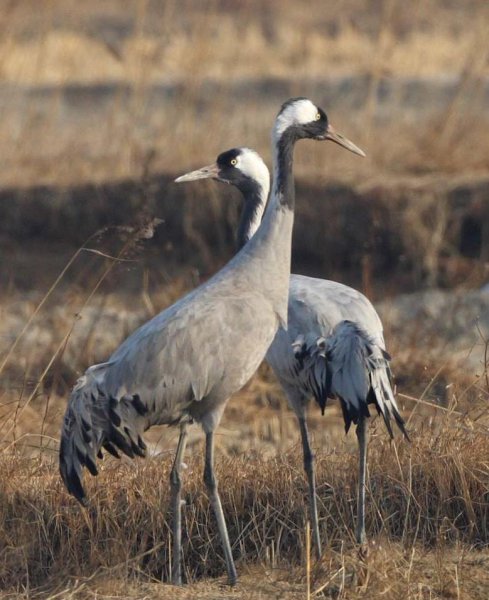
xmin=235 ymin=128 xmax=295 ymax=282
xmin=215 ymin=127 xmax=298 ymax=325
xmin=235 ymin=128 xmax=297 ymax=259
xmin=249 ymin=128 xmax=296 ymax=243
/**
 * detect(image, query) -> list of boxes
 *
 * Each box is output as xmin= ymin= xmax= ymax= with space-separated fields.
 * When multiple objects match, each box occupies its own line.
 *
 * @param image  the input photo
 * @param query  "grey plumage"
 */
xmin=193 ymin=146 xmax=407 ymax=556
xmin=268 ymin=271 xmax=408 ymax=551
xmin=268 ymin=276 xmax=407 ymax=435
xmin=60 ymin=227 xmax=289 ymax=585
xmin=59 ymin=98 xmax=356 ymax=584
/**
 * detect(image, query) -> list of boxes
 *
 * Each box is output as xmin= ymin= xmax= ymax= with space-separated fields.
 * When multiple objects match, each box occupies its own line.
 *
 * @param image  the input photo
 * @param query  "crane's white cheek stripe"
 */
xmin=236 ymin=148 xmax=270 ymax=196
xmin=246 ymin=207 xmax=265 ymax=240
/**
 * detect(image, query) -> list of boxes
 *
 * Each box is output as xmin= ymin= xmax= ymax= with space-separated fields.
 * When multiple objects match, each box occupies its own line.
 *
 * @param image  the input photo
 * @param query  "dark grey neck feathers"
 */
xmin=236 ymin=179 xmax=267 ymax=251
xmin=274 ymin=129 xmax=296 ymax=210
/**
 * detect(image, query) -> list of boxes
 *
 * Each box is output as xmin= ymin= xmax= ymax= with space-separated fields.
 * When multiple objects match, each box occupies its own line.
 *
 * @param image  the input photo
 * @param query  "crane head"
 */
xmin=175 ymin=147 xmax=270 ymax=194
xmin=274 ymin=97 xmax=366 ymax=157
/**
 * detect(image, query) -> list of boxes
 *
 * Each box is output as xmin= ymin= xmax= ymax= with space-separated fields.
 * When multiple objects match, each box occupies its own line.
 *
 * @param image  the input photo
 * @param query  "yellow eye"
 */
xmin=315 ymin=112 xmax=321 ymax=121
xmin=230 ymin=158 xmax=237 ymax=166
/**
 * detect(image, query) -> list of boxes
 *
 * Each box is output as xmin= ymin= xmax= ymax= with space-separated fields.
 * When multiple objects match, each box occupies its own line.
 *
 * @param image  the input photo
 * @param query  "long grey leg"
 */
xmin=170 ymin=423 xmax=188 ymax=585
xmin=355 ymin=417 xmax=368 ymax=545
xmin=298 ymin=416 xmax=322 ymax=559
xmin=204 ymin=431 xmax=237 ymax=585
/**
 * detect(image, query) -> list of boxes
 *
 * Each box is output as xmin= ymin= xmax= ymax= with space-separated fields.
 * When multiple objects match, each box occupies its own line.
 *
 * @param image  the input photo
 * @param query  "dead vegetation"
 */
xmin=3 ymin=0 xmax=488 ymax=85
xmin=1 ymin=402 xmax=489 ymax=598
xmin=2 ymin=0 xmax=489 ymax=188
xmin=1 ymin=226 xmax=489 ymax=597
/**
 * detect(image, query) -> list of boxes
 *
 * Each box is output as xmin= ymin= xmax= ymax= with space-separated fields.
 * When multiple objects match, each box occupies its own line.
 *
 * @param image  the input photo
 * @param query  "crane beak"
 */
xmin=174 ymin=163 xmax=220 ymax=183
xmin=324 ymin=125 xmax=366 ymax=157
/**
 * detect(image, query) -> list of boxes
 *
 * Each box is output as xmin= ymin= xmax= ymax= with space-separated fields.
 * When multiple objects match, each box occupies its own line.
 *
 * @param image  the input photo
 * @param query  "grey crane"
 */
xmin=177 ymin=146 xmax=408 ymax=557
xmin=59 ymin=98 xmax=363 ymax=585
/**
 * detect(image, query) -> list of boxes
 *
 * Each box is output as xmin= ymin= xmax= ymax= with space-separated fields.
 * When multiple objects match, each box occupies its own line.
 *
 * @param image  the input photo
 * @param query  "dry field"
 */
xmin=2 ymin=1 xmax=489 ymax=599
xmin=1 ymin=0 xmax=489 ymax=188
xmin=1 ymin=232 xmax=489 ymax=599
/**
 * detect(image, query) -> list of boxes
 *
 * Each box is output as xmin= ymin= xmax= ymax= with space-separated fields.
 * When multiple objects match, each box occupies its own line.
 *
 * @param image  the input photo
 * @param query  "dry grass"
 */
xmin=1 ymin=0 xmax=489 ymax=298
xmin=1 ymin=0 xmax=488 ymax=84
xmin=0 ymin=13 xmax=485 ymax=85
xmin=1 ymin=0 xmax=489 ymax=187
xmin=1 ymin=406 xmax=489 ymax=598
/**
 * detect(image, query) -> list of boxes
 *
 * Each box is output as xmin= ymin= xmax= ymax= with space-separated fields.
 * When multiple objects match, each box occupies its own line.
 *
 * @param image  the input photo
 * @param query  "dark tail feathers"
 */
xmin=293 ymin=320 xmax=408 ymax=439
xmin=59 ymin=371 xmax=149 ymax=505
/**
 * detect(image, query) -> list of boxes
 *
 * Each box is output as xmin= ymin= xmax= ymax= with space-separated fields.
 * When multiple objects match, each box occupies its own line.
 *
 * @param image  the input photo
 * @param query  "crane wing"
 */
xmin=266 ymin=274 xmax=407 ymax=438
xmin=267 ymin=274 xmax=384 ymax=388
xmin=60 ymin=275 xmax=280 ymax=504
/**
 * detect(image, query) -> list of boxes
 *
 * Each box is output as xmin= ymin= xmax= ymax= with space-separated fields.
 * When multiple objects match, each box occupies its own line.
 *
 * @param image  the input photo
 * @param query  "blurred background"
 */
xmin=1 ymin=0 xmax=489 ymax=456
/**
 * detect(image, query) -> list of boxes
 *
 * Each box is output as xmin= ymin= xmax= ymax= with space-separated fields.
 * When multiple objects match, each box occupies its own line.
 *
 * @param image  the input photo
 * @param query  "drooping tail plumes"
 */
xmin=293 ymin=320 xmax=408 ymax=439
xmin=59 ymin=364 xmax=149 ymax=505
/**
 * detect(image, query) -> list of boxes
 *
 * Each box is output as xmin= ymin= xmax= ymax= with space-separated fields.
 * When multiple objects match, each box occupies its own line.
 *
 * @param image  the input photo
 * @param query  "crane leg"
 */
xmin=170 ymin=423 xmax=188 ymax=585
xmin=204 ymin=431 xmax=237 ymax=586
xmin=355 ymin=417 xmax=368 ymax=545
xmin=298 ymin=416 xmax=322 ymax=559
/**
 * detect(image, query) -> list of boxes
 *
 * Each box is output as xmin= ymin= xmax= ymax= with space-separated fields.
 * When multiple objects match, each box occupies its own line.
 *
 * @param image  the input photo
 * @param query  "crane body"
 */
xmin=60 ymin=98 xmax=363 ymax=584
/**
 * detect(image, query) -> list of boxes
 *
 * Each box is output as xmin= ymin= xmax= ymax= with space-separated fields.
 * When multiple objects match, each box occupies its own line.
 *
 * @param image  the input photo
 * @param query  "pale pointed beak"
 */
xmin=324 ymin=124 xmax=366 ymax=157
xmin=174 ymin=163 xmax=220 ymax=183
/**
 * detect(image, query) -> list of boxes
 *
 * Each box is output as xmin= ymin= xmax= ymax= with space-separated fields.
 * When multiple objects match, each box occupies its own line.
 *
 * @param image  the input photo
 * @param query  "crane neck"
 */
xmin=235 ymin=129 xmax=298 ymax=252
xmin=270 ymin=128 xmax=296 ymax=212
xmin=234 ymin=127 xmax=297 ymax=257
xmin=236 ymin=177 xmax=269 ymax=250
xmin=237 ymin=127 xmax=298 ymax=253
xmin=215 ymin=124 xmax=299 ymax=327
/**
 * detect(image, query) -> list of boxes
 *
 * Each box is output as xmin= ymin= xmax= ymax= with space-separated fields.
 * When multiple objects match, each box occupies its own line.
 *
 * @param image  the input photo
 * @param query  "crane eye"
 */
xmin=230 ymin=158 xmax=237 ymax=166
xmin=315 ymin=112 xmax=321 ymax=121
